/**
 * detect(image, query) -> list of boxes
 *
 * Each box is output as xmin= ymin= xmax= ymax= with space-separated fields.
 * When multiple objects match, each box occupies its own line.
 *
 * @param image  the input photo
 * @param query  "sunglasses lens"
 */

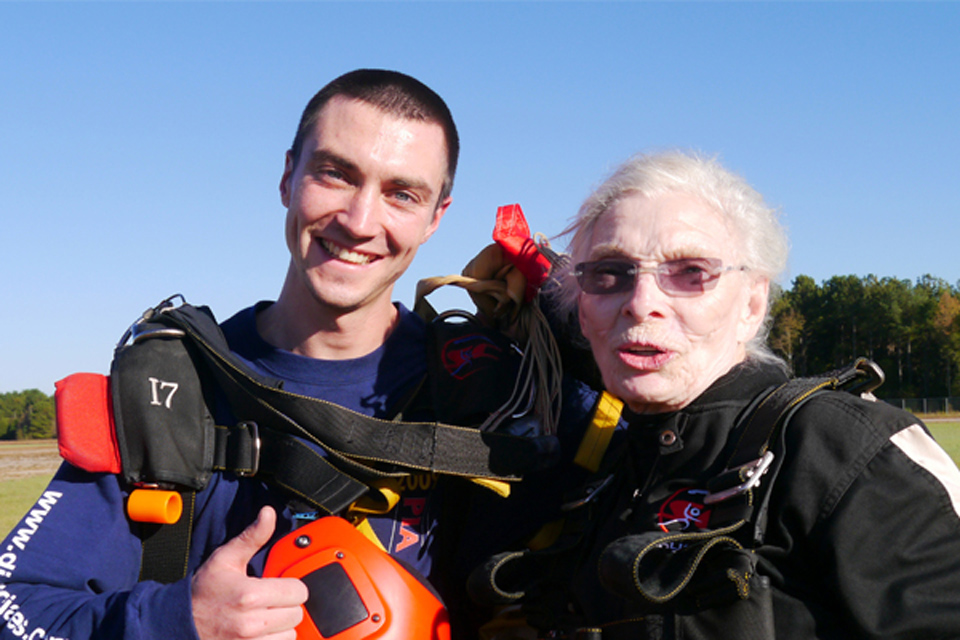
xmin=576 ymin=261 xmax=634 ymax=294
xmin=659 ymin=258 xmax=723 ymax=294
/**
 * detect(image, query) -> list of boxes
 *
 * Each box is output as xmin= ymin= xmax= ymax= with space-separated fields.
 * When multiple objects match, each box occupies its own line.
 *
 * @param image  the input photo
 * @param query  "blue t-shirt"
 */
xmin=222 ymin=301 xmax=427 ymax=419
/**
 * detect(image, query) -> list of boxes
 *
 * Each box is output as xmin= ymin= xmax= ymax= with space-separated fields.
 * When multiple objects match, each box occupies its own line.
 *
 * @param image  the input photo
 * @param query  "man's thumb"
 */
xmin=216 ymin=506 xmax=277 ymax=570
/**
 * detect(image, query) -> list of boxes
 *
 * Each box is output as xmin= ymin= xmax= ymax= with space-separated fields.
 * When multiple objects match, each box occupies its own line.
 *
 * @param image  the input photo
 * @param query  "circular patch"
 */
xmin=657 ymin=487 xmax=712 ymax=532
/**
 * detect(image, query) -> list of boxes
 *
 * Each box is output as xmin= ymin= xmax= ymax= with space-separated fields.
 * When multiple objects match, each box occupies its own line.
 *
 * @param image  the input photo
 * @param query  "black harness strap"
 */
xmin=162 ymin=303 xmax=538 ymax=485
xmin=256 ymin=430 xmax=370 ymax=515
xmin=210 ymin=422 xmax=370 ymax=515
xmin=139 ymin=490 xmax=196 ymax=584
xmin=706 ymin=358 xmax=884 ymax=539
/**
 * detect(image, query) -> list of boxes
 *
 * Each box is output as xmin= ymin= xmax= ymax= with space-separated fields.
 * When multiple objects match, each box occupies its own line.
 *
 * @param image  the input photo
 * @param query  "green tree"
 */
xmin=862 ymin=277 xmax=912 ymax=396
xmin=769 ymin=289 xmax=805 ymax=373
xmin=768 ymin=274 xmax=960 ymax=400
xmin=0 ymin=389 xmax=56 ymax=440
xmin=933 ymin=290 xmax=960 ymax=397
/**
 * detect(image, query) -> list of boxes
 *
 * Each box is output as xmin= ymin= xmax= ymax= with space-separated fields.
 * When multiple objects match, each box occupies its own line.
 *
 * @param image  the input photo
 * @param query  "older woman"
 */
xmin=520 ymin=151 xmax=960 ymax=639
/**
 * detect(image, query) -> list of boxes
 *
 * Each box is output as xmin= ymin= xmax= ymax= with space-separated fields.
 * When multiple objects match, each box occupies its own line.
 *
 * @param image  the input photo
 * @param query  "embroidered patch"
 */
xmin=657 ymin=487 xmax=712 ymax=532
xmin=441 ymin=333 xmax=504 ymax=380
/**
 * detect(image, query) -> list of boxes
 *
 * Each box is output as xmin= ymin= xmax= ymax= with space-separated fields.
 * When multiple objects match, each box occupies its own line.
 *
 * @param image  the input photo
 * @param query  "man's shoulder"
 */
xmin=219 ymin=302 xmax=269 ymax=356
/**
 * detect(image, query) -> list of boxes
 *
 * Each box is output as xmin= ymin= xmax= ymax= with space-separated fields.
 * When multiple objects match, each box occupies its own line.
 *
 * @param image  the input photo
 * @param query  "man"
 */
xmin=0 ymin=69 xmax=464 ymax=640
xmin=499 ymin=151 xmax=960 ymax=638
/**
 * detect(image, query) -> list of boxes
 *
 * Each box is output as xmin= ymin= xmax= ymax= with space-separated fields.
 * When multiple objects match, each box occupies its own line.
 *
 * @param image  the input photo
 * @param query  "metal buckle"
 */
xmin=131 ymin=326 xmax=187 ymax=344
xmin=849 ymin=358 xmax=886 ymax=396
xmin=561 ymin=474 xmax=615 ymax=512
xmin=704 ymin=450 xmax=775 ymax=505
xmin=116 ymin=294 xmax=187 ymax=349
xmin=236 ymin=422 xmax=261 ymax=477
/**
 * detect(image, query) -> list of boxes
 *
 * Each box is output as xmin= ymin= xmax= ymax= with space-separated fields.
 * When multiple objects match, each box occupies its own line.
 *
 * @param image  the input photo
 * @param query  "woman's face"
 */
xmin=577 ymin=191 xmax=769 ymax=414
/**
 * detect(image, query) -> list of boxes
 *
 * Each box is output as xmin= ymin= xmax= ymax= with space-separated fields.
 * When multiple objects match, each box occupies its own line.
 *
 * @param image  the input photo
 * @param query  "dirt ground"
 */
xmin=0 ymin=440 xmax=62 ymax=481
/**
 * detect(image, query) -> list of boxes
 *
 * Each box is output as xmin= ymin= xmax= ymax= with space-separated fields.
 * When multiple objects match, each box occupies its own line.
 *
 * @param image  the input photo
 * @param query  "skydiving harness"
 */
xmin=54 ymin=204 xmax=564 ymax=586
xmin=468 ymin=358 xmax=886 ymax=638
xmin=54 ymin=297 xmax=542 ymax=583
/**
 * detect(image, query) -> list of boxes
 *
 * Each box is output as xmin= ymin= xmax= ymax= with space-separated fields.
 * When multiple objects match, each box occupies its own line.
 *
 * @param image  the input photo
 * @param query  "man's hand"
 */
xmin=192 ymin=506 xmax=308 ymax=640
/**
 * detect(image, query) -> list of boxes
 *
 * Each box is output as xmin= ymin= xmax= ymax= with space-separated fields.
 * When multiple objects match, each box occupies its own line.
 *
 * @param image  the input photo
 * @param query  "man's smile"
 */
xmin=319 ymin=238 xmax=379 ymax=265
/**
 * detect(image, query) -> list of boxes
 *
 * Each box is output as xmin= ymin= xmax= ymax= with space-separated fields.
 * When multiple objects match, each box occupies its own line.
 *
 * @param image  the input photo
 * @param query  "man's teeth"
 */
xmin=321 ymin=239 xmax=373 ymax=265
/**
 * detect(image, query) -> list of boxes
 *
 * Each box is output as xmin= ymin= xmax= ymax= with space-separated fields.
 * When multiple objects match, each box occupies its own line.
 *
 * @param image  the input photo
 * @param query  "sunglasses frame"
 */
xmin=573 ymin=257 xmax=746 ymax=297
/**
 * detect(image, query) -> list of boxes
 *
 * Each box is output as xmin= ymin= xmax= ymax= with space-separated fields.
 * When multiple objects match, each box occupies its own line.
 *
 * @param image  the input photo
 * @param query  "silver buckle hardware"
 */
xmin=236 ymin=421 xmax=261 ymax=477
xmin=704 ymin=450 xmax=775 ymax=505
xmin=562 ymin=474 xmax=615 ymax=512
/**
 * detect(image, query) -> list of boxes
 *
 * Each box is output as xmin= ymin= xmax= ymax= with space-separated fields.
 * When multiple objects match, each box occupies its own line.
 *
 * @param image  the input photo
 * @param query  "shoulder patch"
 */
xmin=441 ymin=333 xmax=504 ymax=380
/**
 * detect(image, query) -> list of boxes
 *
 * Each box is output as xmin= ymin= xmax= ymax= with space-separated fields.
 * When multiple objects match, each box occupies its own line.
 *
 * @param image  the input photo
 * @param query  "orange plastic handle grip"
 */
xmin=127 ymin=489 xmax=183 ymax=524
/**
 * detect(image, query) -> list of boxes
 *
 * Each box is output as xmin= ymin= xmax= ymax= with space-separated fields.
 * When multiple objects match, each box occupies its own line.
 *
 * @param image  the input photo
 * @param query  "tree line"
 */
xmin=3 ymin=273 xmax=959 ymax=439
xmin=0 ymin=389 xmax=55 ymax=440
xmin=770 ymin=274 xmax=960 ymax=399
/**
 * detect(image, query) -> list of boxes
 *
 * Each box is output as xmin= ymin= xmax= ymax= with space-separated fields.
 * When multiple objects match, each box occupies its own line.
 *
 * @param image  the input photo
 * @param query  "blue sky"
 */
xmin=2 ymin=2 xmax=958 ymax=393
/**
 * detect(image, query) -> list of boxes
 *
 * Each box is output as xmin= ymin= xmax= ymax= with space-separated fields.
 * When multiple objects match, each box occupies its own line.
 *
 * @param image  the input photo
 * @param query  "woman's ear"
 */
xmin=738 ymin=275 xmax=770 ymax=344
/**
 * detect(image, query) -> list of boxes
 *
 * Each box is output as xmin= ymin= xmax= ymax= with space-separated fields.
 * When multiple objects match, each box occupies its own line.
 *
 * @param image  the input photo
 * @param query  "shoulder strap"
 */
xmin=705 ymin=358 xmax=885 ymax=542
xmin=139 ymin=491 xmax=196 ymax=584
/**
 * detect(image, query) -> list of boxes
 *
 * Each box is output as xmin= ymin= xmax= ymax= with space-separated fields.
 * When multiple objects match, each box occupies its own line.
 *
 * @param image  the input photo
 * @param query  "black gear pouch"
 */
xmin=425 ymin=314 xmax=523 ymax=427
xmin=674 ymin=572 xmax=774 ymax=640
xmin=111 ymin=322 xmax=216 ymax=490
xmin=599 ymin=530 xmax=776 ymax=639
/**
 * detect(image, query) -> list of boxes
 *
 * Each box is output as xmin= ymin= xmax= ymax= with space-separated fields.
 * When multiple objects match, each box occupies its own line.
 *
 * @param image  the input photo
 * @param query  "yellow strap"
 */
xmin=470 ymin=477 xmax=512 ymax=498
xmin=346 ymin=474 xmax=510 ymax=554
xmin=348 ymin=478 xmax=403 ymax=515
xmin=573 ymin=391 xmax=624 ymax=472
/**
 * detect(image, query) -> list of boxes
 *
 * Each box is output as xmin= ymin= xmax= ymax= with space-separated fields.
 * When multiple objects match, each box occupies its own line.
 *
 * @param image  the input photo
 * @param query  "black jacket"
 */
xmin=561 ymin=361 xmax=960 ymax=639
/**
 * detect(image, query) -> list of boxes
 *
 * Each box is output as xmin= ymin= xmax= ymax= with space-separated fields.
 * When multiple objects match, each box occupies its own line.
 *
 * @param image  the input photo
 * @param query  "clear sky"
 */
xmin=2 ymin=1 xmax=958 ymax=394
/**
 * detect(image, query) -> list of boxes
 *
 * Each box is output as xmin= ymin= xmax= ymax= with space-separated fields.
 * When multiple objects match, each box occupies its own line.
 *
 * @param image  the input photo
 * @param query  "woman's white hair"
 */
xmin=550 ymin=150 xmax=789 ymax=367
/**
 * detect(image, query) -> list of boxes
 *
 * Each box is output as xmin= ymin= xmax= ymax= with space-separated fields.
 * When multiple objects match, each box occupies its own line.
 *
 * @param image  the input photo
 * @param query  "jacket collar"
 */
xmin=622 ymin=360 xmax=789 ymax=426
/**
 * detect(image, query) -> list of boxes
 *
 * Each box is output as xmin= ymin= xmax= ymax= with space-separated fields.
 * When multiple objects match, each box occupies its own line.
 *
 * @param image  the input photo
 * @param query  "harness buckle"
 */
xmin=847 ymin=358 xmax=886 ymax=396
xmin=561 ymin=473 xmax=615 ymax=511
xmin=116 ymin=294 xmax=187 ymax=350
xmin=236 ymin=421 xmax=261 ymax=477
xmin=704 ymin=450 xmax=775 ymax=505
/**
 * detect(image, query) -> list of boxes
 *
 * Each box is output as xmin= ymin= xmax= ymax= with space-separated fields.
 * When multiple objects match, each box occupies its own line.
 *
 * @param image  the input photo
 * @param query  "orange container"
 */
xmin=264 ymin=516 xmax=450 ymax=640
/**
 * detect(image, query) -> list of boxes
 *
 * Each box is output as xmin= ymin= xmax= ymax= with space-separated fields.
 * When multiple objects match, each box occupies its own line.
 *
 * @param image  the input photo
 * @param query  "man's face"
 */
xmin=280 ymin=96 xmax=451 ymax=316
xmin=577 ymin=192 xmax=768 ymax=414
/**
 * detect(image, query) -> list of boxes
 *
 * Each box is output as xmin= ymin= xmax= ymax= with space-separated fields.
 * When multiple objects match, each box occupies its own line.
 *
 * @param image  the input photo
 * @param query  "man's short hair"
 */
xmin=551 ymin=150 xmax=789 ymax=366
xmin=290 ymin=69 xmax=459 ymax=204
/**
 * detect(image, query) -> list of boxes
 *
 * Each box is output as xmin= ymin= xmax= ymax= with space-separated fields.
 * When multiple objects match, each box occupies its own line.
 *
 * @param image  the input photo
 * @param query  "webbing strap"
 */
xmin=708 ymin=359 xmax=879 ymax=543
xmin=257 ymin=430 xmax=370 ymax=515
xmin=139 ymin=490 xmax=195 ymax=584
xmin=723 ymin=375 xmax=840 ymax=470
xmin=211 ymin=420 xmax=370 ymax=514
xmin=163 ymin=303 xmax=535 ymax=483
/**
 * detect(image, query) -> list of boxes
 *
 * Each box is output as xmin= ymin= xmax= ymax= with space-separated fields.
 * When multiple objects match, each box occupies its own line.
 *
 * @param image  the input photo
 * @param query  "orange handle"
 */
xmin=127 ymin=489 xmax=183 ymax=524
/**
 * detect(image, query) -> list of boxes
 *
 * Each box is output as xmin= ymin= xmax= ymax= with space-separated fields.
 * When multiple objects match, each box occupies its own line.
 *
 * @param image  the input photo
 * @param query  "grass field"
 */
xmin=928 ymin=421 xmax=960 ymax=463
xmin=0 ymin=474 xmax=55 ymax=537
xmin=3 ymin=421 xmax=960 ymax=539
